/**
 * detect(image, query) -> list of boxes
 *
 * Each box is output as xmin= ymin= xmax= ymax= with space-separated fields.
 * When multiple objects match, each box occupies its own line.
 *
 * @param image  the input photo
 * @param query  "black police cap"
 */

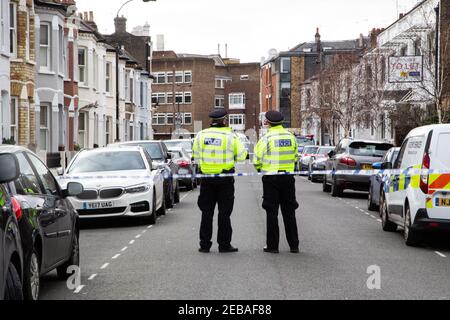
xmin=209 ymin=109 xmax=228 ymax=120
xmin=265 ymin=111 xmax=284 ymax=124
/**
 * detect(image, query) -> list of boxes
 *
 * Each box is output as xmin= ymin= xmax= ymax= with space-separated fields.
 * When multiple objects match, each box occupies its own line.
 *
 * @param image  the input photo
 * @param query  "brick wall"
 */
xmin=291 ymin=56 xmax=305 ymax=129
xmin=441 ymin=0 xmax=450 ymax=111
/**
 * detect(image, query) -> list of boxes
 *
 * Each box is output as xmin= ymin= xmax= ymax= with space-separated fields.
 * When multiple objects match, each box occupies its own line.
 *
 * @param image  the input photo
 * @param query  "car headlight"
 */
xmin=125 ymin=184 xmax=151 ymax=194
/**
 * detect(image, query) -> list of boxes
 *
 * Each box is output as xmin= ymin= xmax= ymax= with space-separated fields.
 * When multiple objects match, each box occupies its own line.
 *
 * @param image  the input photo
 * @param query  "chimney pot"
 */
xmin=89 ymin=11 xmax=94 ymax=21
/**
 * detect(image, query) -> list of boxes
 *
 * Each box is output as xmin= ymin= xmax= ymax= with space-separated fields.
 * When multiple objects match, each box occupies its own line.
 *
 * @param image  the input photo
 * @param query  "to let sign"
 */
xmin=389 ymin=56 xmax=423 ymax=83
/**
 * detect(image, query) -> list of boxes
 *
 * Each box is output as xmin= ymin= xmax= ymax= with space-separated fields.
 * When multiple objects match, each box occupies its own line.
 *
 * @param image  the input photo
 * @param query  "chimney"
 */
xmin=89 ymin=11 xmax=93 ymax=21
xmin=370 ymin=28 xmax=384 ymax=49
xmin=83 ymin=11 xmax=88 ymax=21
xmin=218 ymin=44 xmax=221 ymax=56
xmin=225 ymin=43 xmax=228 ymax=58
xmin=315 ymin=27 xmax=322 ymax=54
xmin=114 ymin=16 xmax=127 ymax=34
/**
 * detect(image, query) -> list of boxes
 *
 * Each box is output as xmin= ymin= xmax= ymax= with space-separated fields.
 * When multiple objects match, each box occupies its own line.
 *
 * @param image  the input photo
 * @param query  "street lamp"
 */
xmin=115 ymin=0 xmax=156 ymax=142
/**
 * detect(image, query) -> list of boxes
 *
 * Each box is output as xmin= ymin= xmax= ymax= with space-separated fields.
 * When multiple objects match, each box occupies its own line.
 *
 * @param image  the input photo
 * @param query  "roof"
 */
xmin=407 ymin=124 xmax=450 ymax=138
xmin=0 ymin=145 xmax=29 ymax=153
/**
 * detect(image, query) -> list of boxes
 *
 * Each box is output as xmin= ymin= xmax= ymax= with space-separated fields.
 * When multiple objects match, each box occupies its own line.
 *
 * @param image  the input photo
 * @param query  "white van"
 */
xmin=379 ymin=124 xmax=450 ymax=246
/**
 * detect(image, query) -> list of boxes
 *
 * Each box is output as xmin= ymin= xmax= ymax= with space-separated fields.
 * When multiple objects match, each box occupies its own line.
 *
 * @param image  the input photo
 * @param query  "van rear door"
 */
xmin=428 ymin=128 xmax=450 ymax=219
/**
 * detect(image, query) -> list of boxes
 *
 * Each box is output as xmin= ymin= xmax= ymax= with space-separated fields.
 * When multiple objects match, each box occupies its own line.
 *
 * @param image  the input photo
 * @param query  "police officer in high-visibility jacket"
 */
xmin=254 ymin=111 xmax=300 ymax=254
xmin=193 ymin=109 xmax=247 ymax=254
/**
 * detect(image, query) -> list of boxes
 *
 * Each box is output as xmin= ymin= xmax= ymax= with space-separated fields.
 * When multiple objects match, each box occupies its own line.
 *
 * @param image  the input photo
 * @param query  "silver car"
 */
xmin=323 ymin=139 xmax=394 ymax=197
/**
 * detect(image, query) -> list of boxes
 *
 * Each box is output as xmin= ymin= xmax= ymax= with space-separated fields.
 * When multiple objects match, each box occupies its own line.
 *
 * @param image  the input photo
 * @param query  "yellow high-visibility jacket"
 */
xmin=254 ymin=125 xmax=298 ymax=173
xmin=193 ymin=127 xmax=247 ymax=174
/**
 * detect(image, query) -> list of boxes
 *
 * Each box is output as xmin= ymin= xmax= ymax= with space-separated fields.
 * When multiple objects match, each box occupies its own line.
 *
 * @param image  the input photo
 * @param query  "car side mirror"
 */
xmin=328 ymin=150 xmax=336 ymax=158
xmin=63 ymin=182 xmax=84 ymax=198
xmin=166 ymin=153 xmax=172 ymax=160
xmin=381 ymin=162 xmax=393 ymax=170
xmin=0 ymin=154 xmax=20 ymax=184
xmin=57 ymin=168 xmax=64 ymax=176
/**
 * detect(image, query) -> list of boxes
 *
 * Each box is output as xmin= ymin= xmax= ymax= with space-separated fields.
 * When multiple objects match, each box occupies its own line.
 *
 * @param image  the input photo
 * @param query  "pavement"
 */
xmin=40 ymin=164 xmax=450 ymax=300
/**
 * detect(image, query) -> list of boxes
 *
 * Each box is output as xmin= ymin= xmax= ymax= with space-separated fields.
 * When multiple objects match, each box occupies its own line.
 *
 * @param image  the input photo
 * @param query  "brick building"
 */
xmin=440 ymin=0 xmax=450 ymax=111
xmin=261 ymin=29 xmax=368 ymax=131
xmin=10 ymin=0 xmax=36 ymax=149
xmin=151 ymin=51 xmax=260 ymax=140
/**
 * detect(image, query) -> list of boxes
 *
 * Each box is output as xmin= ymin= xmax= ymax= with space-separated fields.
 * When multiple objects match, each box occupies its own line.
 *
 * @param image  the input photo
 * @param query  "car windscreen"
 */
xmin=349 ymin=142 xmax=393 ymax=158
xmin=303 ymin=146 xmax=319 ymax=154
xmin=68 ymin=151 xmax=146 ymax=173
xmin=171 ymin=151 xmax=183 ymax=159
xmin=164 ymin=141 xmax=192 ymax=151
xmin=296 ymin=137 xmax=315 ymax=146
xmin=318 ymin=148 xmax=334 ymax=155
xmin=125 ymin=143 xmax=164 ymax=161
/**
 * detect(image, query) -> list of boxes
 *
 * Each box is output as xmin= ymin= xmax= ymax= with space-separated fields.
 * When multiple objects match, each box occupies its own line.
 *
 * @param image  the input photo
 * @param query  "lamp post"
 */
xmin=115 ymin=0 xmax=156 ymax=142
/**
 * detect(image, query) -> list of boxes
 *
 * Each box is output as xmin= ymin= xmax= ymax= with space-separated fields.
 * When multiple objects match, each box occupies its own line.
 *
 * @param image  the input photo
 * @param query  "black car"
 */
xmin=368 ymin=147 xmax=400 ymax=212
xmin=0 ymin=153 xmax=23 ymax=300
xmin=111 ymin=141 xmax=180 ymax=208
xmin=0 ymin=146 xmax=83 ymax=300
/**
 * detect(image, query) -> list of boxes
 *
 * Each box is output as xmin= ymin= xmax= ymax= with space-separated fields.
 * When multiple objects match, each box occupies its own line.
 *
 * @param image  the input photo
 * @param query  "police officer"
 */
xmin=193 ymin=109 xmax=247 ymax=253
xmin=254 ymin=111 xmax=300 ymax=254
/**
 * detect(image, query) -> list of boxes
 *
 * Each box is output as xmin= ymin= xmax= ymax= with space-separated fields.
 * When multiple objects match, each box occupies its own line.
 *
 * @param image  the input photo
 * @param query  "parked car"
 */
xmin=380 ymin=124 xmax=450 ymax=246
xmin=235 ymin=133 xmax=252 ymax=160
xmin=61 ymin=147 xmax=165 ymax=224
xmin=163 ymin=139 xmax=193 ymax=158
xmin=298 ymin=146 xmax=319 ymax=173
xmin=367 ymin=147 xmax=400 ymax=211
xmin=1 ymin=146 xmax=83 ymax=300
xmin=323 ymin=139 xmax=394 ymax=197
xmin=169 ymin=147 xmax=197 ymax=191
xmin=0 ymin=153 xmax=23 ymax=300
xmin=308 ymin=146 xmax=336 ymax=182
xmin=296 ymin=135 xmax=315 ymax=153
xmin=110 ymin=141 xmax=180 ymax=209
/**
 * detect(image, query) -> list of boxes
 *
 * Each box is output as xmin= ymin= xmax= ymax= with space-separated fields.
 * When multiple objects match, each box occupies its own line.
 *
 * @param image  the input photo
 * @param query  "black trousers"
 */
xmin=262 ymin=175 xmax=300 ymax=250
xmin=198 ymin=176 xmax=235 ymax=250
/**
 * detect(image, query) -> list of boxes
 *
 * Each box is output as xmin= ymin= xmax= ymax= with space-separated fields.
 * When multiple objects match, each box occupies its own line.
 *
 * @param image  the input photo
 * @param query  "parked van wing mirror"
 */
xmin=328 ymin=150 xmax=336 ymax=158
xmin=381 ymin=162 xmax=393 ymax=170
xmin=0 ymin=154 xmax=20 ymax=183
xmin=57 ymin=168 xmax=64 ymax=176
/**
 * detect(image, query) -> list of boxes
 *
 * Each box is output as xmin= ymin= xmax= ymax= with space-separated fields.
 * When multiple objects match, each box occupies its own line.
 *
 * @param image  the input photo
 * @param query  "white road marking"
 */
xmin=142 ymin=230 xmax=147 ymax=234
xmin=112 ymin=254 xmax=120 ymax=260
xmin=370 ymin=215 xmax=377 ymax=219
xmin=129 ymin=240 xmax=135 ymax=245
xmin=435 ymin=251 xmax=447 ymax=258
xmin=74 ymin=285 xmax=85 ymax=293
xmin=121 ymin=246 xmax=128 ymax=252
xmin=147 ymin=225 xmax=153 ymax=229
xmin=136 ymin=234 xmax=142 ymax=239
xmin=377 ymin=219 xmax=382 ymax=223
xmin=88 ymin=274 xmax=97 ymax=281
xmin=100 ymin=263 xmax=109 ymax=269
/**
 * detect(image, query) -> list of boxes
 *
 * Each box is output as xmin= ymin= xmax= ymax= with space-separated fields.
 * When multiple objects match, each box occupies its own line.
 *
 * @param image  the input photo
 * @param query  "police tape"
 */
xmin=57 ymin=168 xmax=450 ymax=181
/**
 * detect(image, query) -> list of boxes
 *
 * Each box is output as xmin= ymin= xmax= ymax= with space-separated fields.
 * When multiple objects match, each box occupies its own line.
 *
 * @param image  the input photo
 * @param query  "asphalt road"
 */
xmin=40 ymin=164 xmax=450 ymax=300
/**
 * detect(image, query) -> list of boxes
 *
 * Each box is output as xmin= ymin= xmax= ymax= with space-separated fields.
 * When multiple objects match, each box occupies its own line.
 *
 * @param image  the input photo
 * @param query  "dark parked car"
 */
xmin=0 ymin=146 xmax=83 ymax=300
xmin=323 ymin=139 xmax=394 ymax=197
xmin=0 ymin=153 xmax=23 ymax=300
xmin=111 ymin=141 xmax=180 ymax=209
xmin=169 ymin=147 xmax=197 ymax=191
xmin=367 ymin=147 xmax=400 ymax=211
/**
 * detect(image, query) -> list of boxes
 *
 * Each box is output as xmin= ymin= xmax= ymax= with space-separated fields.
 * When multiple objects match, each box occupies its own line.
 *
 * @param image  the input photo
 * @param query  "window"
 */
xmin=27 ymin=153 xmax=59 ymax=196
xmin=184 ymin=71 xmax=192 ymax=83
xmin=175 ymin=92 xmax=183 ymax=104
xmin=175 ymin=71 xmax=183 ymax=84
xmin=93 ymin=52 xmax=98 ymax=90
xmin=10 ymin=97 xmax=18 ymax=142
xmin=140 ymin=82 xmax=144 ymax=107
xmin=78 ymin=112 xmax=87 ymax=148
xmin=281 ymin=58 xmax=291 ymax=73
xmin=78 ymin=48 xmax=87 ymax=84
xmin=25 ymin=9 xmax=30 ymax=60
xmin=105 ymin=116 xmax=111 ymax=145
xmin=166 ymin=113 xmax=173 ymax=125
xmin=59 ymin=26 xmax=65 ymax=74
xmin=414 ymin=39 xmax=422 ymax=56
xmin=400 ymin=46 xmax=407 ymax=56
xmin=215 ymin=77 xmax=231 ymax=89
xmin=229 ymin=114 xmax=245 ymax=126
xmin=229 ymin=93 xmax=245 ymax=109
xmin=130 ymin=77 xmax=134 ymax=102
xmin=155 ymin=73 xmax=166 ymax=84
xmin=125 ymin=71 xmax=130 ymax=101
xmin=184 ymin=92 xmax=192 ymax=104
xmin=9 ymin=3 xmax=17 ymax=56
xmin=215 ymin=95 xmax=225 ymax=108
xmin=183 ymin=113 xmax=192 ymax=125
xmin=40 ymin=24 xmax=50 ymax=70
xmin=166 ymin=92 xmax=173 ymax=104
xmin=166 ymin=72 xmax=173 ymax=84
xmin=152 ymin=113 xmax=166 ymax=125
xmin=39 ymin=105 xmax=49 ymax=151
xmin=15 ymin=153 xmax=41 ymax=195
xmin=152 ymin=93 xmax=166 ymax=105
xmin=105 ymin=62 xmax=112 ymax=93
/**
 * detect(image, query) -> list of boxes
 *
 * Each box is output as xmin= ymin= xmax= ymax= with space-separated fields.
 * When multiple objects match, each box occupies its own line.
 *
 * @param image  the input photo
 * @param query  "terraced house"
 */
xmin=0 ymin=0 xmax=11 ymax=143
xmin=10 ymin=0 xmax=36 ymax=149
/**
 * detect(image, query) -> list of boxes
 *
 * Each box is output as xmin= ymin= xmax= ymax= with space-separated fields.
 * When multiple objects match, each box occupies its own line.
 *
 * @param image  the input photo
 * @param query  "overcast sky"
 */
xmin=76 ymin=0 xmax=422 ymax=63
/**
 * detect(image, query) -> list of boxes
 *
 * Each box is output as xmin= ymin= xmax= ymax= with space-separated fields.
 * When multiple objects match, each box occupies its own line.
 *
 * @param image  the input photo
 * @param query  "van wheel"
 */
xmin=380 ymin=192 xmax=397 ymax=232
xmin=57 ymin=231 xmax=80 ymax=280
xmin=331 ymin=177 xmax=343 ymax=197
xmin=404 ymin=204 xmax=421 ymax=247
xmin=23 ymin=249 xmax=40 ymax=301
xmin=4 ymin=263 xmax=23 ymax=300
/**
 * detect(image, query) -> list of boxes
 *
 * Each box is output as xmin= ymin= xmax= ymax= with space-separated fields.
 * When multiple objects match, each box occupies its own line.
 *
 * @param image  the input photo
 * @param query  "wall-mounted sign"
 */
xmin=388 ymin=56 xmax=423 ymax=83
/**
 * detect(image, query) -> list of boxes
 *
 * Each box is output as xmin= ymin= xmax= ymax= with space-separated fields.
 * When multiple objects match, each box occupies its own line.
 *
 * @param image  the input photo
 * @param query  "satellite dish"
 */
xmin=268 ymin=49 xmax=278 ymax=58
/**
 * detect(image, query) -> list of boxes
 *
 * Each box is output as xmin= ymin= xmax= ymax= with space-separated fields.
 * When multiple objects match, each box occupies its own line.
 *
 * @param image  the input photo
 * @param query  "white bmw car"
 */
xmin=59 ymin=147 xmax=165 ymax=224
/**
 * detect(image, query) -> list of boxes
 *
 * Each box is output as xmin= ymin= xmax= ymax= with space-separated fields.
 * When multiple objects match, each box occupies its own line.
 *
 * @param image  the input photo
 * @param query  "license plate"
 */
xmin=438 ymin=199 xmax=450 ymax=207
xmin=179 ymin=169 xmax=189 ymax=175
xmin=362 ymin=164 xmax=372 ymax=170
xmin=84 ymin=202 xmax=113 ymax=210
